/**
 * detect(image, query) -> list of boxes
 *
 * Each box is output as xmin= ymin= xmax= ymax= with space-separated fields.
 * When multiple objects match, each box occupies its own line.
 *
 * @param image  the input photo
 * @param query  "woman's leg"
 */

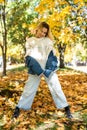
xmin=45 ymin=73 xmax=72 ymax=118
xmin=17 ymin=74 xmax=41 ymax=110
xmin=13 ymin=74 xmax=41 ymax=118
xmin=45 ymin=73 xmax=68 ymax=109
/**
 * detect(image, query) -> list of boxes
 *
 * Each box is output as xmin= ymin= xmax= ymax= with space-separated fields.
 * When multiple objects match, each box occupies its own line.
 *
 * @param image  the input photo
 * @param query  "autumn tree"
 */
xmin=7 ymin=0 xmax=40 ymax=64
xmin=0 ymin=0 xmax=38 ymax=75
xmin=34 ymin=0 xmax=87 ymax=68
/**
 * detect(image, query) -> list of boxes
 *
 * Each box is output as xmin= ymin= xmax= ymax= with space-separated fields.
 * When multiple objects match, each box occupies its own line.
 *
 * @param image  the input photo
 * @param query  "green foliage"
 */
xmin=7 ymin=0 xmax=38 ymax=48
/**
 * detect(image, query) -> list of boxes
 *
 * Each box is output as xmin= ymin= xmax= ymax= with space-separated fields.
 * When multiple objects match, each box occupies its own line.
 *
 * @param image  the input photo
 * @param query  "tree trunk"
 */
xmin=1 ymin=1 xmax=7 ymax=76
xmin=57 ymin=43 xmax=66 ymax=68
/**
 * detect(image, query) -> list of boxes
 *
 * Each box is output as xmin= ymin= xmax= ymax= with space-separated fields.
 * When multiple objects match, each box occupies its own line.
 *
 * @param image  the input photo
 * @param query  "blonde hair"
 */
xmin=35 ymin=22 xmax=54 ymax=41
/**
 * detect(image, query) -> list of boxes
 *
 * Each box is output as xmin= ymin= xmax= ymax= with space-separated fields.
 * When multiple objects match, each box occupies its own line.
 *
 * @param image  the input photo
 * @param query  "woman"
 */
xmin=13 ymin=22 xmax=73 ymax=119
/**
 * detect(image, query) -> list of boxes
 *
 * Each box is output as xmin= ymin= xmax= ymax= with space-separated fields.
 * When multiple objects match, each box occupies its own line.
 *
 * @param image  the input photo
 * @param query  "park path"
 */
xmin=67 ymin=65 xmax=87 ymax=74
xmin=0 ymin=63 xmax=87 ymax=74
xmin=0 ymin=63 xmax=25 ymax=72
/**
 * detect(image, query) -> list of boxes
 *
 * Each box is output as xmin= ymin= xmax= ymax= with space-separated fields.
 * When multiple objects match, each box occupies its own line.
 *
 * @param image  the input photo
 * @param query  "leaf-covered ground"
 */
xmin=0 ymin=67 xmax=87 ymax=130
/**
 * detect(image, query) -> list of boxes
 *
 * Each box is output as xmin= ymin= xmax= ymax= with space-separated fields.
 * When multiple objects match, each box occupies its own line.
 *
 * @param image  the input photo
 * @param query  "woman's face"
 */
xmin=36 ymin=27 xmax=48 ymax=38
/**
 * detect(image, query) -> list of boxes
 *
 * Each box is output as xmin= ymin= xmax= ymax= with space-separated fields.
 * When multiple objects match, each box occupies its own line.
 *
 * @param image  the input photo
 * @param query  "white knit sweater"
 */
xmin=25 ymin=37 xmax=54 ymax=69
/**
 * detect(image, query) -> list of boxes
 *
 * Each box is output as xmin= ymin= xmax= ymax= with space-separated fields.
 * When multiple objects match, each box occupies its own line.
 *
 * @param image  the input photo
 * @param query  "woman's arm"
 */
xmin=25 ymin=37 xmax=32 ymax=57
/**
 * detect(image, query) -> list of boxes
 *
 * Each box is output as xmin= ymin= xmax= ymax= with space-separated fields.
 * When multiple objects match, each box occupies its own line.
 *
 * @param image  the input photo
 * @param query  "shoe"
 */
xmin=65 ymin=106 xmax=73 ymax=119
xmin=13 ymin=107 xmax=20 ymax=118
xmin=66 ymin=113 xmax=73 ymax=119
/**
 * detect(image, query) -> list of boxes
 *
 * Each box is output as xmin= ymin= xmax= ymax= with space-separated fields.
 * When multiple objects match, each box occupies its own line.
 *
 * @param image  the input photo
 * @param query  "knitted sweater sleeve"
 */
xmin=25 ymin=37 xmax=34 ymax=57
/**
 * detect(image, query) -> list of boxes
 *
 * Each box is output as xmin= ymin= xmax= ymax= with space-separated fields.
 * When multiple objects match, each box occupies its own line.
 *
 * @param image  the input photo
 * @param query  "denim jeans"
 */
xmin=17 ymin=73 xmax=68 ymax=110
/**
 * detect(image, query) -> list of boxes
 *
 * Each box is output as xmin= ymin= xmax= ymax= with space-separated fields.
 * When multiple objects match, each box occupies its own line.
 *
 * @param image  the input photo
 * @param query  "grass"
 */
xmin=7 ymin=65 xmax=26 ymax=72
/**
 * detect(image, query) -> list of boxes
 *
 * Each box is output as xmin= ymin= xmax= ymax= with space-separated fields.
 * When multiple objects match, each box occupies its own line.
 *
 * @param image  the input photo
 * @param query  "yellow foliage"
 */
xmin=77 ymin=17 xmax=83 ymax=24
xmin=74 ymin=0 xmax=84 ymax=4
xmin=0 ymin=0 xmax=4 ymax=3
xmin=22 ymin=23 xmax=27 ymax=28
xmin=34 ymin=0 xmax=86 ymax=45
xmin=57 ymin=0 xmax=68 ymax=5
xmin=35 ymin=0 xmax=55 ymax=14
xmin=61 ymin=6 xmax=71 ymax=15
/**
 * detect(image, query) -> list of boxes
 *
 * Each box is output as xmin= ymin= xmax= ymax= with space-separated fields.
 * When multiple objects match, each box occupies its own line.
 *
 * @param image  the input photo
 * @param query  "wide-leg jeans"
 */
xmin=17 ymin=73 xmax=68 ymax=110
